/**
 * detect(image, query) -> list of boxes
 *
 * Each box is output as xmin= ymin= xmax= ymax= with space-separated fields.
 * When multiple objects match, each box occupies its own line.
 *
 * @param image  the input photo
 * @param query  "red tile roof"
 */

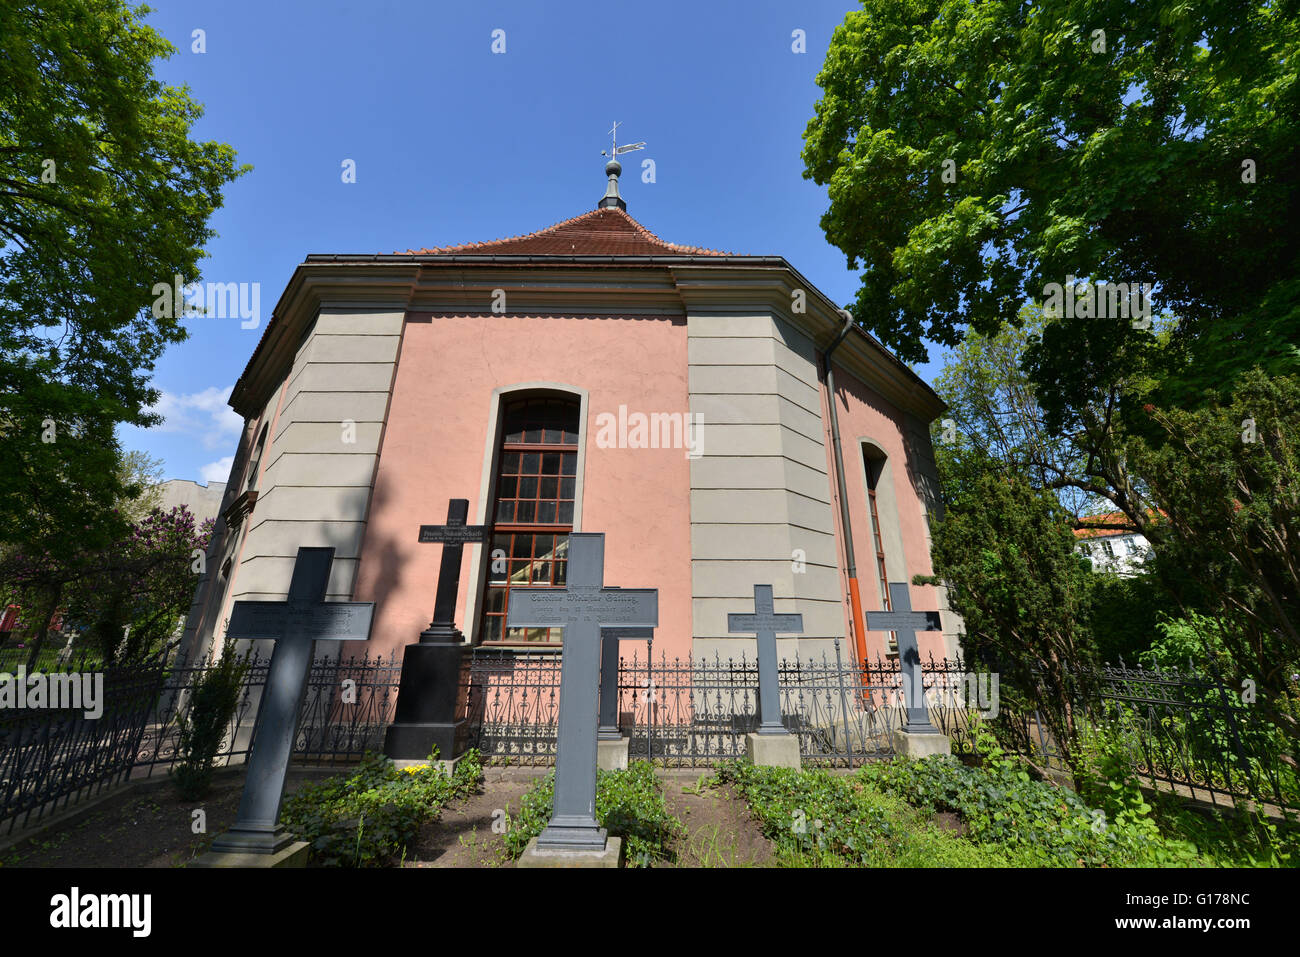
xmin=398 ymin=206 xmax=734 ymax=257
xmin=1073 ymin=510 xmax=1162 ymax=539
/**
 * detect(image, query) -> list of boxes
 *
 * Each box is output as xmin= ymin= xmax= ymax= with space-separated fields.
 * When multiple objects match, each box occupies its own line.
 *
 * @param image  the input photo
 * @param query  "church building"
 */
xmin=178 ymin=159 xmax=958 ymax=670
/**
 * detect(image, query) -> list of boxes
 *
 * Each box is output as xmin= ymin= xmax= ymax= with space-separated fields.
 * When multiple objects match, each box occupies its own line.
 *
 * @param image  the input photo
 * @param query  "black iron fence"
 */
xmin=6 ymin=637 xmax=1295 ymax=837
xmin=1 ymin=647 xmax=403 ymax=837
xmin=461 ymin=641 xmax=979 ymax=768
xmin=0 ymin=654 xmax=170 ymax=836
xmin=987 ymin=659 xmax=1300 ymax=812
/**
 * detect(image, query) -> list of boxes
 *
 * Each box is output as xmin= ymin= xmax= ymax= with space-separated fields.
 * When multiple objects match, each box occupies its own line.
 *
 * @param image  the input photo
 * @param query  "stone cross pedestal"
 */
xmin=384 ymin=498 xmax=490 ymax=764
xmin=728 ymin=584 xmax=802 ymax=768
xmin=204 ymin=547 xmax=374 ymax=862
xmin=507 ymin=533 xmax=657 ymax=861
xmin=866 ymin=582 xmax=949 ymax=757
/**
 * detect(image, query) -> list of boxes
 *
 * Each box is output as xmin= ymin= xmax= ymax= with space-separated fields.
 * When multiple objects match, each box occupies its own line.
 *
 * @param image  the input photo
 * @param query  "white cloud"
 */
xmin=200 ymin=456 xmax=235 ymax=485
xmin=147 ymin=385 xmax=243 ymax=450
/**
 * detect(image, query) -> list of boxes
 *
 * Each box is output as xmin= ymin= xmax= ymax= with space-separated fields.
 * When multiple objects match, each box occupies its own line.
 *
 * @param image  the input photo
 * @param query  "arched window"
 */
xmin=479 ymin=396 xmax=580 ymax=645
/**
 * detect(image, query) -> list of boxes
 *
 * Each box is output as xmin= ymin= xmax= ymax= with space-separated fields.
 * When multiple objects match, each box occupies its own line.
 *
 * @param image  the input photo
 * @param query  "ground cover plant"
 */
xmin=716 ymin=761 xmax=1024 ymax=867
xmin=279 ymin=749 xmax=483 ymax=867
xmin=503 ymin=760 xmax=685 ymax=867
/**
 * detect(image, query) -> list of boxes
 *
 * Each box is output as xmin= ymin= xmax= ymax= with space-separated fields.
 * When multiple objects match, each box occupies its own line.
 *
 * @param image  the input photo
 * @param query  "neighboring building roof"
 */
xmin=399 ymin=207 xmax=734 ymax=258
xmin=1073 ymin=510 xmax=1163 ymax=540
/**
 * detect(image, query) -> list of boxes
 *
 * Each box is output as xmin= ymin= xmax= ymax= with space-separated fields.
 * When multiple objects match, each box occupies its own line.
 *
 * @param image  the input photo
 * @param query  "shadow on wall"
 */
xmin=337 ymin=462 xmax=410 ymax=661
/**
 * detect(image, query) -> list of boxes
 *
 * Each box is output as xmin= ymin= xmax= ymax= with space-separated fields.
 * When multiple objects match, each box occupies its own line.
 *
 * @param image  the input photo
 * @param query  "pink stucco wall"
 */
xmin=350 ymin=312 xmax=695 ymax=662
xmin=824 ymin=358 xmax=946 ymax=662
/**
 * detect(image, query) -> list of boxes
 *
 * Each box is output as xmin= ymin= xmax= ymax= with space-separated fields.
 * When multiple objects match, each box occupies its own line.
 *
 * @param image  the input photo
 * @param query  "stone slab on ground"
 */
xmin=190 ymin=840 xmax=311 ymax=868
xmin=518 ymin=836 xmax=622 ymax=868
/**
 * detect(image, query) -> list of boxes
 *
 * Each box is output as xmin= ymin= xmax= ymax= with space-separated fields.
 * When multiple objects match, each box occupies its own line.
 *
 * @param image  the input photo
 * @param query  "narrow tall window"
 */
xmin=246 ymin=424 xmax=268 ymax=491
xmin=479 ymin=396 xmax=580 ymax=645
xmin=863 ymin=446 xmax=896 ymax=653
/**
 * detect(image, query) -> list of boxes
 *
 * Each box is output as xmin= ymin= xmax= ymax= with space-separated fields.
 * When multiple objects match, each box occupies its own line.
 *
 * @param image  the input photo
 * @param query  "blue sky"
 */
xmin=121 ymin=0 xmax=950 ymax=484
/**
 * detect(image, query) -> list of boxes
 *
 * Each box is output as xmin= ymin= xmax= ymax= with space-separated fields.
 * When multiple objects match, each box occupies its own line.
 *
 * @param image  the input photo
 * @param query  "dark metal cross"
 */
xmin=728 ymin=585 xmax=802 ymax=734
xmin=506 ymin=533 xmax=658 ymax=851
xmin=866 ymin=582 xmax=942 ymax=734
xmin=417 ymin=498 xmax=489 ymax=643
xmin=598 ymin=626 xmax=653 ymax=740
xmin=211 ymin=547 xmax=375 ymax=854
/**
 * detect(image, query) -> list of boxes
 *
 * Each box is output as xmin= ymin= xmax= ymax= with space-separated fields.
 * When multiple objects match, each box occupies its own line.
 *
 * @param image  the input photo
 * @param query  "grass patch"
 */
xmin=280 ymin=749 xmax=483 ymax=867
xmin=504 ymin=761 xmax=685 ymax=866
xmin=717 ymin=761 xmax=1025 ymax=867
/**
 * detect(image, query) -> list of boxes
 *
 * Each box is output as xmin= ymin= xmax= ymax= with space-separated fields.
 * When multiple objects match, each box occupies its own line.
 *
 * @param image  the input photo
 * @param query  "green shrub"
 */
xmin=504 ymin=761 xmax=685 ymax=866
xmin=856 ymin=738 xmax=1203 ymax=867
xmin=716 ymin=760 xmax=1022 ymax=867
xmin=280 ymin=749 xmax=482 ymax=867
xmin=170 ymin=642 xmax=249 ymax=800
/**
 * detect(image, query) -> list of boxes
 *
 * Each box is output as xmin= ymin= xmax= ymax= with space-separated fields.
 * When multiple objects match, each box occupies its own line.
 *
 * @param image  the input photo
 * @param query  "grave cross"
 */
xmin=506 ymin=533 xmax=657 ymax=851
xmin=417 ymin=498 xmax=490 ymax=643
xmin=383 ymin=499 xmax=490 ymax=762
xmin=210 ymin=546 xmax=374 ymax=855
xmin=865 ymin=582 xmax=942 ymax=734
xmin=728 ymin=585 xmax=802 ymax=734
xmin=598 ymin=626 xmax=653 ymax=741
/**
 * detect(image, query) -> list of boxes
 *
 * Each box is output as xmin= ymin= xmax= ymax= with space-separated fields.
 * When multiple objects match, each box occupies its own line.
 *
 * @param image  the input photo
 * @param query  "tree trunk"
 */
xmin=25 ymin=584 xmax=63 ymax=671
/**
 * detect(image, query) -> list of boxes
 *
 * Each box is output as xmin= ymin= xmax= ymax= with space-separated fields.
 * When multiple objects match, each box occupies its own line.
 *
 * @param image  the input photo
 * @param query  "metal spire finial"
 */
xmin=599 ymin=121 xmax=645 ymax=211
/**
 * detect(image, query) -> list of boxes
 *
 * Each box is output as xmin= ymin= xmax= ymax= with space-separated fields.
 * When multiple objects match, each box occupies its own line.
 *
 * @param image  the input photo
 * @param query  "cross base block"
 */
xmin=518 ymin=836 xmax=623 ymax=868
xmin=745 ymin=731 xmax=801 ymax=769
xmin=891 ymin=728 xmax=952 ymax=758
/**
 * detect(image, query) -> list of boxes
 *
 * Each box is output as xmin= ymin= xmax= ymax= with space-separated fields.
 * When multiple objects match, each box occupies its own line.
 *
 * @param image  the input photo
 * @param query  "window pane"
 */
xmin=519 ymin=476 xmax=538 ymax=499
xmin=499 ymin=476 xmax=518 ymax=498
xmin=558 ymin=502 xmax=574 ymax=524
xmin=538 ymin=502 xmax=556 ymax=524
xmin=522 ymin=453 xmax=540 ymax=474
xmin=540 ymin=477 xmax=558 ymax=499
xmin=495 ymin=501 xmax=515 ymax=522
xmin=534 ymin=534 xmax=555 ymax=558
xmin=562 ymin=455 xmax=577 ymax=475
xmin=560 ymin=477 xmax=575 ymax=499
xmin=516 ymin=501 xmax=536 ymax=523
xmin=502 ymin=452 xmax=520 ymax=473
xmin=555 ymin=560 xmax=567 ymax=585
xmin=484 ymin=616 xmax=502 ymax=643
xmin=542 ymin=453 xmax=561 ymax=475
xmin=511 ymin=535 xmax=531 ymax=558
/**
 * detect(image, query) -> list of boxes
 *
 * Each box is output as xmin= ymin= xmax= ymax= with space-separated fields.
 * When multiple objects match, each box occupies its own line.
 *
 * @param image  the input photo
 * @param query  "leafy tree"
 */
xmin=1130 ymin=370 xmax=1300 ymax=758
xmin=0 ymin=0 xmax=247 ymax=553
xmin=803 ymin=0 xmax=1298 ymax=373
xmin=933 ymin=308 xmax=1091 ymax=514
xmin=917 ymin=472 xmax=1099 ymax=776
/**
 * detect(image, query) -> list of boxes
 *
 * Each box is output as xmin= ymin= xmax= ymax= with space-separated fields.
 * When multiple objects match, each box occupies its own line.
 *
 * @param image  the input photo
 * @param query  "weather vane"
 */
xmin=601 ymin=121 xmax=645 ymax=161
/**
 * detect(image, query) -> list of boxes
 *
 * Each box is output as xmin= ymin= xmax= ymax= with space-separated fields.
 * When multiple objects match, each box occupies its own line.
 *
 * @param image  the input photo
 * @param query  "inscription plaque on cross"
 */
xmin=728 ymin=585 xmax=802 ymax=734
xmin=507 ymin=533 xmax=657 ymax=851
xmin=211 ymin=547 xmax=374 ymax=854
xmin=384 ymin=498 xmax=491 ymax=762
xmin=416 ymin=498 xmax=490 ymax=643
xmin=865 ymin=582 xmax=943 ymax=734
